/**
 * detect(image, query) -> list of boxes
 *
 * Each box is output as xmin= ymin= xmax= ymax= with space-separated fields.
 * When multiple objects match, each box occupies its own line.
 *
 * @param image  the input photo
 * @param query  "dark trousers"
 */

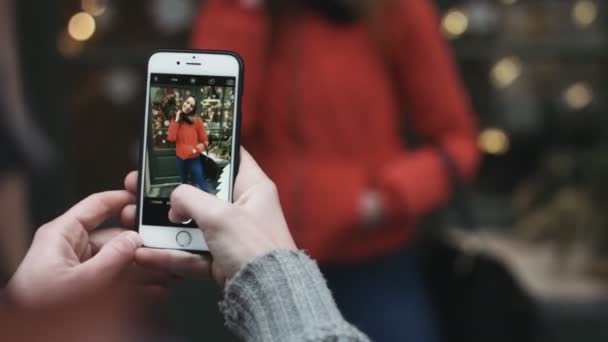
xmin=176 ymin=157 xmax=211 ymax=193
xmin=322 ymin=248 xmax=440 ymax=342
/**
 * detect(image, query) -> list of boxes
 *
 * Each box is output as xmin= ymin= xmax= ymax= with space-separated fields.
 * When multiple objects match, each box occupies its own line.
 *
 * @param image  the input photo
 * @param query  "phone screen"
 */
xmin=141 ymin=73 xmax=237 ymax=228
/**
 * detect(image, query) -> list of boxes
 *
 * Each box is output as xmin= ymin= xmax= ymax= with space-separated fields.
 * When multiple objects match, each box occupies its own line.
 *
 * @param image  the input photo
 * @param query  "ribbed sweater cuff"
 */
xmin=219 ymin=250 xmax=366 ymax=342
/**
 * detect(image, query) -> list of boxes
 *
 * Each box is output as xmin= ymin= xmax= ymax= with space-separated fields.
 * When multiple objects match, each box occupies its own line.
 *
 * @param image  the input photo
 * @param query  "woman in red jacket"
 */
xmin=191 ymin=0 xmax=479 ymax=340
xmin=168 ymin=96 xmax=211 ymax=193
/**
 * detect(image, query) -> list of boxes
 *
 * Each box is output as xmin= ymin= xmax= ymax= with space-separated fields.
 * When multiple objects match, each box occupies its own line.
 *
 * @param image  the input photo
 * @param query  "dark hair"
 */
xmin=179 ymin=96 xmax=198 ymax=124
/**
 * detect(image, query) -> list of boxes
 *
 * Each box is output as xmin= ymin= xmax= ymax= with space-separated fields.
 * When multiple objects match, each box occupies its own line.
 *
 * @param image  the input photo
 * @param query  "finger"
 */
xmin=121 ymin=204 xmax=136 ymax=228
xmin=169 ymin=185 xmax=232 ymax=232
xmin=135 ymin=248 xmax=211 ymax=278
xmin=124 ymin=171 xmax=138 ymax=194
xmin=62 ymin=191 xmax=136 ymax=232
xmin=234 ymin=147 xmax=272 ymax=199
xmin=88 ymin=228 xmax=127 ymax=253
xmin=168 ymin=206 xmax=190 ymax=224
xmin=79 ymin=231 xmax=142 ymax=284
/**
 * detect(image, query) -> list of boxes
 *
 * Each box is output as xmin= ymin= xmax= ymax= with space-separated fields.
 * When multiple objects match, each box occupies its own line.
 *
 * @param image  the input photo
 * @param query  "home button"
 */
xmin=176 ymin=231 xmax=192 ymax=247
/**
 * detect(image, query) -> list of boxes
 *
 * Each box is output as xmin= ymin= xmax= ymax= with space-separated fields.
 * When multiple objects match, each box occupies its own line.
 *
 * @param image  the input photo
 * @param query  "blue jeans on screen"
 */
xmin=176 ymin=157 xmax=211 ymax=193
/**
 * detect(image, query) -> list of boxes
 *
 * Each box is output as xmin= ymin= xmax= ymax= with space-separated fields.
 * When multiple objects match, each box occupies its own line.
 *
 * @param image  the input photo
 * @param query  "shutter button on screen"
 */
xmin=176 ymin=231 xmax=192 ymax=247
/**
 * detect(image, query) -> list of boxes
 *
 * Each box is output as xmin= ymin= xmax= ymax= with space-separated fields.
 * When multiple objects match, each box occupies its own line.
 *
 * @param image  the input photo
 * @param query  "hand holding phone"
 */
xmin=136 ymin=148 xmax=297 ymax=287
xmin=137 ymin=50 xmax=243 ymax=253
xmin=5 ymin=172 xmax=210 ymax=315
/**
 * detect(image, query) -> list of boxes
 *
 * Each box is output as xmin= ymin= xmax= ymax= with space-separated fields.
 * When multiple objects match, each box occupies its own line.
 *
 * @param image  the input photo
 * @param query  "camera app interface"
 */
xmin=142 ymin=73 xmax=236 ymax=227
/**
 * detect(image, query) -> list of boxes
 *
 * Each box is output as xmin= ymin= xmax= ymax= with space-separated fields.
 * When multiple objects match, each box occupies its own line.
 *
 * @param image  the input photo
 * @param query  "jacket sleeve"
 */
xmin=288 ymin=1 xmax=479 ymax=262
xmin=167 ymin=120 xmax=179 ymax=142
xmin=190 ymin=0 xmax=268 ymax=139
xmin=375 ymin=0 xmax=480 ymax=218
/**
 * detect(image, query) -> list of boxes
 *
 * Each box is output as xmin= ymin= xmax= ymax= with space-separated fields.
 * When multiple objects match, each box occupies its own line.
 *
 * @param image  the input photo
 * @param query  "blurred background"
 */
xmin=4 ymin=0 xmax=608 ymax=341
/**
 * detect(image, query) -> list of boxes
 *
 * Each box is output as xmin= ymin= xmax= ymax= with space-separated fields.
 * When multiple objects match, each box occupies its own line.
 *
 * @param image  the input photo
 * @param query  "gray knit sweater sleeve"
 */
xmin=219 ymin=250 xmax=370 ymax=342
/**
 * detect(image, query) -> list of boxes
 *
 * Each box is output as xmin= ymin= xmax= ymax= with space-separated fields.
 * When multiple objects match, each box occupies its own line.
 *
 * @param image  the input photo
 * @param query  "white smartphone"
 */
xmin=137 ymin=50 xmax=243 ymax=253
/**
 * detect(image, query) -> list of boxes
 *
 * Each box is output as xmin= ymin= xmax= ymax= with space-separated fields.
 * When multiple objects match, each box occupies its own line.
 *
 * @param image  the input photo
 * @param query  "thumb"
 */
xmin=79 ymin=231 xmax=142 ymax=284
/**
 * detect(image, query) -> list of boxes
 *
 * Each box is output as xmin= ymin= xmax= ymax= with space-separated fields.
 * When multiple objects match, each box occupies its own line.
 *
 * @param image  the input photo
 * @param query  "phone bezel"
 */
xmin=136 ymin=50 xmax=244 ymax=254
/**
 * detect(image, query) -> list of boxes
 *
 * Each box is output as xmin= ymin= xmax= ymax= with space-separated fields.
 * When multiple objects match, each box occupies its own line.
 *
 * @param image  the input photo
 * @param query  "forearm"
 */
xmin=220 ymin=250 xmax=369 ymax=342
xmin=376 ymin=134 xmax=479 ymax=220
xmin=167 ymin=120 xmax=179 ymax=142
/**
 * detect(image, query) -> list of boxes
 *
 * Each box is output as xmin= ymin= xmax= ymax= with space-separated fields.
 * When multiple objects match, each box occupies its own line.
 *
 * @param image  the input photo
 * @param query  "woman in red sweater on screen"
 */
xmin=168 ymin=96 xmax=211 ymax=193
xmin=192 ymin=0 xmax=479 ymax=340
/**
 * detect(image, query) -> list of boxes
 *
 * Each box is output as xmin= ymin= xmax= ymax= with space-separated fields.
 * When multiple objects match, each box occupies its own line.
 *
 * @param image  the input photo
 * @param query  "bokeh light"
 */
xmin=442 ymin=9 xmax=469 ymax=39
xmin=564 ymin=82 xmax=594 ymax=110
xmin=572 ymin=0 xmax=597 ymax=28
xmin=68 ymin=12 xmax=96 ymax=41
xmin=491 ymin=56 xmax=523 ymax=89
xmin=479 ymin=128 xmax=510 ymax=155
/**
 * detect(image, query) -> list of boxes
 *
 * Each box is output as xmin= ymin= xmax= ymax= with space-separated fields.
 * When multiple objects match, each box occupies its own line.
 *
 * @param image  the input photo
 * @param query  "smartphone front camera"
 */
xmin=177 ymin=61 xmax=181 ymax=65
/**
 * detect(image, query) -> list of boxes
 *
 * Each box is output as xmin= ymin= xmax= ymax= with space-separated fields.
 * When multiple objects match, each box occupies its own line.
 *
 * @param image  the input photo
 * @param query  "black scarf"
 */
xmin=306 ymin=0 xmax=365 ymax=24
xmin=267 ymin=0 xmax=367 ymax=25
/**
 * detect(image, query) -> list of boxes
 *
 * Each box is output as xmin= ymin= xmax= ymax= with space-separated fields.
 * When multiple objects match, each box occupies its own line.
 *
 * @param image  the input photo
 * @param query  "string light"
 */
xmin=564 ymin=82 xmax=593 ymax=110
xmin=68 ymin=12 xmax=96 ymax=41
xmin=479 ymin=128 xmax=510 ymax=155
xmin=572 ymin=0 xmax=597 ymax=28
xmin=491 ymin=56 xmax=522 ymax=89
xmin=442 ymin=9 xmax=469 ymax=39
